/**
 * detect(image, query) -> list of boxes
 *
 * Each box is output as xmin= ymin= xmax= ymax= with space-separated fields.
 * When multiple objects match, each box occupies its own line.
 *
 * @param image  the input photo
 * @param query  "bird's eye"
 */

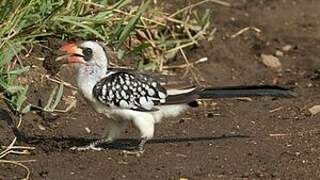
xmin=83 ymin=48 xmax=93 ymax=61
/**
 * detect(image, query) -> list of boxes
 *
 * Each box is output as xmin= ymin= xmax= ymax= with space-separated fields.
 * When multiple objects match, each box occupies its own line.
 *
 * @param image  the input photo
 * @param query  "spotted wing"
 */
xmin=93 ymin=71 xmax=167 ymax=112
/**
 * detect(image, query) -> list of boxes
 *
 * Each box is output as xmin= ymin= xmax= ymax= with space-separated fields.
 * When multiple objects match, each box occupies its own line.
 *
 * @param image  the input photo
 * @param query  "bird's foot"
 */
xmin=121 ymin=137 xmax=147 ymax=157
xmin=70 ymin=144 xmax=103 ymax=151
xmin=121 ymin=149 xmax=144 ymax=157
xmin=70 ymin=139 xmax=111 ymax=151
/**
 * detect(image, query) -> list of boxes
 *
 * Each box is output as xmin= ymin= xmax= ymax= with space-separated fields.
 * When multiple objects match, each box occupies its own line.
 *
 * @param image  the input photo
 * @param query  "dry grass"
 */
xmin=0 ymin=116 xmax=35 ymax=180
xmin=0 ymin=0 xmax=230 ymax=179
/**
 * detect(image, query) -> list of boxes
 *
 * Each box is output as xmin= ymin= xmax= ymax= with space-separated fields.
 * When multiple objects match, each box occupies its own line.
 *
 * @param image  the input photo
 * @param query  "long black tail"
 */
xmin=198 ymin=85 xmax=297 ymax=99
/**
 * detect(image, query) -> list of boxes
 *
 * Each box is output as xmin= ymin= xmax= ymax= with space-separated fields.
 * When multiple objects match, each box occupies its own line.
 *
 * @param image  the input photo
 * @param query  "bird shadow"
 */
xmin=20 ymin=134 xmax=250 ymax=151
xmin=0 ymin=108 xmax=250 ymax=151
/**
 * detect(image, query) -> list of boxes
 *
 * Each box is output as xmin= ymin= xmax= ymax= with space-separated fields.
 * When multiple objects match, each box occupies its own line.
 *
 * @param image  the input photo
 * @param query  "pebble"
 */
xmin=38 ymin=124 xmax=46 ymax=131
xmin=282 ymin=44 xmax=293 ymax=52
xmin=85 ymin=127 xmax=91 ymax=133
xmin=261 ymin=54 xmax=282 ymax=69
xmin=275 ymin=50 xmax=284 ymax=57
xmin=308 ymin=105 xmax=320 ymax=115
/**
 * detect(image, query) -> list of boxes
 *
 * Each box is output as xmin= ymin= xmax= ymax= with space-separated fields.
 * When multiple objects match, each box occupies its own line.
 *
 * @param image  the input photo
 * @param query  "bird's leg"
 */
xmin=121 ymin=137 xmax=147 ymax=157
xmin=70 ymin=120 xmax=127 ymax=151
xmin=122 ymin=115 xmax=154 ymax=156
xmin=137 ymin=137 xmax=148 ymax=151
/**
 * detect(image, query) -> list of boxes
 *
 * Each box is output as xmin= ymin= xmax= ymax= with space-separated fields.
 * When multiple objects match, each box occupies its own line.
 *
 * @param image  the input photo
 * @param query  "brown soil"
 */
xmin=1 ymin=0 xmax=320 ymax=179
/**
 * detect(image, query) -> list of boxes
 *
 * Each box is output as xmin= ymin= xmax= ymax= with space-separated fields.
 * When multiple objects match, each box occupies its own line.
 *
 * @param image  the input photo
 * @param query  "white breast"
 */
xmin=77 ymin=65 xmax=106 ymax=102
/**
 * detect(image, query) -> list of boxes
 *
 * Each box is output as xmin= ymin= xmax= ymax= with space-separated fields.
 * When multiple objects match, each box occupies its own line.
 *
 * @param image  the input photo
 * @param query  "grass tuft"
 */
xmin=0 ymin=0 xmax=223 ymax=178
xmin=0 ymin=0 xmax=216 ymax=112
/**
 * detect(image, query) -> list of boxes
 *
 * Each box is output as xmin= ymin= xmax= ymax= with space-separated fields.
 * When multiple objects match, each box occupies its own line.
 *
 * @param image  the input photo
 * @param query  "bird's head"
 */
xmin=59 ymin=41 xmax=107 ymax=68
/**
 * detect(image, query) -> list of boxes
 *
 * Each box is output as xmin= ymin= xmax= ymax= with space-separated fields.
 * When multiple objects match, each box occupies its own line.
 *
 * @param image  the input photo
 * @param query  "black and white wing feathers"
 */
xmin=93 ymin=71 xmax=167 ymax=112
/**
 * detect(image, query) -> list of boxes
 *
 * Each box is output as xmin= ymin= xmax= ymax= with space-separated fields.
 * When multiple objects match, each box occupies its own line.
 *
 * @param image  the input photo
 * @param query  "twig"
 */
xmin=183 ymin=8 xmax=199 ymax=46
xmin=0 ymin=150 xmax=31 ymax=159
xmin=231 ymin=26 xmax=262 ymax=38
xmin=79 ymin=0 xmax=104 ymax=8
xmin=139 ymin=18 xmax=163 ymax=71
xmin=0 ymin=160 xmax=34 ymax=180
xmin=269 ymin=107 xmax=283 ymax=113
xmin=17 ymin=115 xmax=23 ymax=128
xmin=44 ymin=84 xmax=58 ymax=111
xmin=24 ymin=43 xmax=34 ymax=58
xmin=0 ymin=116 xmax=35 ymax=180
xmin=108 ymin=62 xmax=134 ymax=70
xmin=170 ymin=0 xmax=230 ymax=18
xmin=163 ymin=16 xmax=198 ymax=30
xmin=45 ymin=75 xmax=77 ymax=90
xmin=1 ymin=146 xmax=36 ymax=150
xmin=30 ymin=100 xmax=76 ymax=113
xmin=269 ymin=133 xmax=290 ymax=137
xmin=112 ymin=9 xmax=166 ymax=27
xmin=179 ymin=48 xmax=201 ymax=84
xmin=53 ymin=100 xmax=76 ymax=113
xmin=166 ymin=41 xmax=196 ymax=54
xmin=209 ymin=0 xmax=231 ymax=7
xmin=162 ymin=57 xmax=208 ymax=69
xmin=0 ymin=137 xmax=17 ymax=158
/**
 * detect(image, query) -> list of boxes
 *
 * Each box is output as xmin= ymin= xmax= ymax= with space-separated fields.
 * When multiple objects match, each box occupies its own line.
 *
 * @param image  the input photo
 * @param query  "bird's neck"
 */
xmin=77 ymin=65 xmax=107 ymax=101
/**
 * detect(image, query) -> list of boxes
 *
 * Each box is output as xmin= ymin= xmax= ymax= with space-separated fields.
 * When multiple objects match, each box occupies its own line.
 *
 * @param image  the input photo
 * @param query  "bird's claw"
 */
xmin=70 ymin=144 xmax=103 ymax=151
xmin=121 ymin=149 xmax=144 ymax=157
xmin=70 ymin=139 xmax=112 ymax=151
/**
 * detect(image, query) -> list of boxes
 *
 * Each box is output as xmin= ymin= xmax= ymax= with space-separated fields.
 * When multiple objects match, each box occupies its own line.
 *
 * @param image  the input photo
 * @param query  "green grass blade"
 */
xmin=50 ymin=82 xmax=64 ymax=110
xmin=116 ymin=0 xmax=150 ymax=47
xmin=6 ymin=66 xmax=30 ymax=75
xmin=21 ymin=104 xmax=31 ymax=114
xmin=110 ymin=0 xmax=131 ymax=9
xmin=55 ymin=16 xmax=105 ymax=40
xmin=15 ymin=85 xmax=29 ymax=112
xmin=44 ymin=85 xmax=57 ymax=111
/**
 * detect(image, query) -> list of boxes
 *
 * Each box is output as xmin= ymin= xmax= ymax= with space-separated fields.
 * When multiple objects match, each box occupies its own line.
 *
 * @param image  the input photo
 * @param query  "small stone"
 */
xmin=85 ymin=127 xmax=91 ymax=133
xmin=261 ymin=54 xmax=282 ymax=69
xmin=306 ymin=82 xmax=313 ymax=88
xmin=282 ymin=44 xmax=293 ymax=52
xmin=38 ymin=124 xmax=46 ymax=131
xmin=308 ymin=105 xmax=320 ymax=115
xmin=275 ymin=50 xmax=284 ymax=57
xmin=271 ymin=172 xmax=279 ymax=177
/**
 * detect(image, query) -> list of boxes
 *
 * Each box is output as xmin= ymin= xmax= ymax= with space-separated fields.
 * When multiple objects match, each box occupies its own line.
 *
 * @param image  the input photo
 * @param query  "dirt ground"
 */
xmin=1 ymin=0 xmax=320 ymax=179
